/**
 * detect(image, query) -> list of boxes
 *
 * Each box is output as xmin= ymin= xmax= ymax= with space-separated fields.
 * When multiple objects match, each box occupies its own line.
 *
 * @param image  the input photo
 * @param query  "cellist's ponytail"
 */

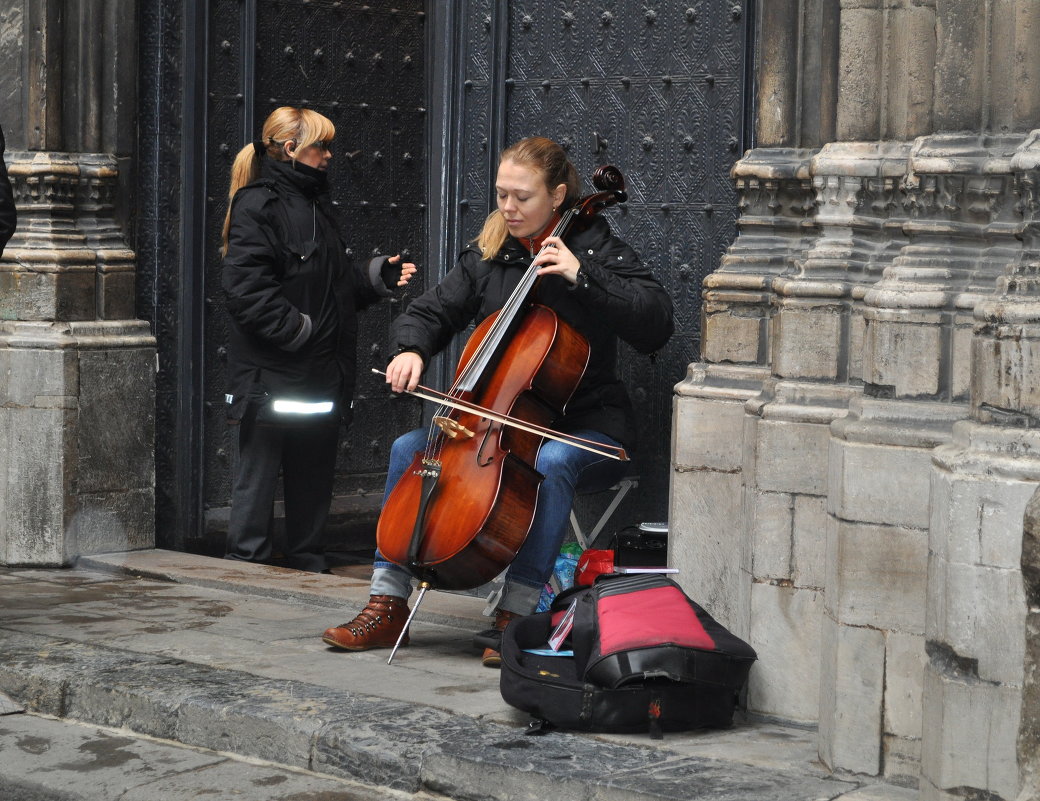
xmin=476 ymin=137 xmax=581 ymax=261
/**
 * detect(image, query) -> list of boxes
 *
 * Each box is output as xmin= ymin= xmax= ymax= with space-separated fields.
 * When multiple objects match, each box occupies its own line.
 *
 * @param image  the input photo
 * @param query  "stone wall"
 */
xmin=0 ymin=1 xmax=155 ymax=566
xmin=672 ymin=1 xmax=1040 ymax=798
xmin=1021 ymin=489 xmax=1040 ymax=801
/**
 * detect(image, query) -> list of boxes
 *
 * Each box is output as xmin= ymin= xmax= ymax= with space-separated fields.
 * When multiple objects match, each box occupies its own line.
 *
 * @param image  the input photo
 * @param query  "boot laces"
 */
xmin=343 ymin=603 xmax=395 ymax=637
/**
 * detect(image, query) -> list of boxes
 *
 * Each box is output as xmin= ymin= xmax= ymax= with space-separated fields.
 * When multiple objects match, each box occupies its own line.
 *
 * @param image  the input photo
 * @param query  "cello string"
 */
xmin=449 ymin=210 xmax=574 ymax=398
xmin=422 ymin=199 xmax=601 ymax=457
xmin=424 ymin=209 xmax=578 ymax=460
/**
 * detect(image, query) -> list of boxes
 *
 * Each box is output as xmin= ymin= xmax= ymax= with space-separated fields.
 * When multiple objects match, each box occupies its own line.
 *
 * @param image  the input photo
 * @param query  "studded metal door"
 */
xmin=140 ymin=0 xmax=748 ymax=550
xmin=434 ymin=0 xmax=753 ymax=525
xmin=202 ymin=0 xmax=427 ymax=531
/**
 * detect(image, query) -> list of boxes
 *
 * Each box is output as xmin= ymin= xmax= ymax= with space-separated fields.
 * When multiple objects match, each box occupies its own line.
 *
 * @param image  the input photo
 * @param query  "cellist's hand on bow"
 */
xmin=385 ymin=350 xmax=424 ymax=393
xmin=532 ymin=236 xmax=581 ymax=284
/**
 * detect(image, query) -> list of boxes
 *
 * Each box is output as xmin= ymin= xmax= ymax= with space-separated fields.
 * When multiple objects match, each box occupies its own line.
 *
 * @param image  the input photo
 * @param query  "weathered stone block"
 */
xmin=920 ymin=662 xmax=1021 ymax=801
xmin=772 ymin=301 xmax=844 ymax=381
xmin=885 ymin=631 xmax=927 ymax=741
xmin=0 ymin=406 xmax=76 ymax=566
xmin=933 ymin=2 xmax=987 ymax=131
xmin=747 ymin=582 xmax=823 ymax=724
xmin=0 ymin=339 xmax=77 ymax=405
xmin=0 ymin=322 xmax=155 ymax=566
xmin=671 ymin=467 xmax=748 ymax=636
xmin=0 ymin=266 xmax=97 ymax=321
xmin=829 ymin=435 xmax=934 ymax=529
xmin=755 ymin=417 xmax=831 ymax=495
xmin=885 ymin=2 xmax=937 ymax=141
xmin=824 ymin=518 xmax=927 ymax=633
xmin=862 ymin=311 xmax=943 ymax=397
xmin=818 ymin=615 xmax=884 ymax=775
xmin=930 ymin=467 xmax=1035 ymax=571
xmin=950 ymin=313 xmax=973 ymax=401
xmin=973 ymin=328 xmax=1040 ymax=421
xmin=792 ymin=494 xmax=828 ymax=589
xmin=929 ymin=558 xmax=1026 ymax=685
xmin=78 ymin=346 xmax=155 ymax=493
xmin=882 ymin=732 xmax=921 ymax=789
xmin=750 ymin=490 xmax=793 ymax=581
xmin=836 ymin=2 xmax=884 ymax=140
xmin=97 ymin=269 xmax=136 ymax=320
xmin=702 ymin=309 xmax=764 ymax=365
xmin=71 ymin=487 xmax=155 ymax=555
xmin=672 ymin=393 xmax=747 ymax=472
xmin=849 ymin=311 xmax=866 ymax=382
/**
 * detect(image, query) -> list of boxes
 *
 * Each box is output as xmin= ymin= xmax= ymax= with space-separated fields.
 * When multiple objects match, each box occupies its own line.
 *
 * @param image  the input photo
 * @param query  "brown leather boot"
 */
xmin=481 ymin=608 xmax=520 ymax=668
xmin=322 ymin=595 xmax=410 ymax=651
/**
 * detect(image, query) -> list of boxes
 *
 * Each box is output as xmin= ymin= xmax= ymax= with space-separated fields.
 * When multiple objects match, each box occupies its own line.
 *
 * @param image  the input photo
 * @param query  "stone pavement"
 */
xmin=0 ymin=712 xmax=444 ymax=801
xmin=0 ymin=550 xmax=916 ymax=801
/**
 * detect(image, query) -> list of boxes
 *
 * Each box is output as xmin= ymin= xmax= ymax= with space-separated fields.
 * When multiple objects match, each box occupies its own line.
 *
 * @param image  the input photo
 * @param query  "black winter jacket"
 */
xmin=222 ymin=157 xmax=392 ymax=423
xmin=0 ymin=125 xmax=16 ymax=255
xmin=391 ymin=215 xmax=673 ymax=448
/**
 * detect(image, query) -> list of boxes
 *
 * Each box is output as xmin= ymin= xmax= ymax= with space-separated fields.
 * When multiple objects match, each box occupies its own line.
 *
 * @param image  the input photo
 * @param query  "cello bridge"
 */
xmin=433 ymin=415 xmax=474 ymax=439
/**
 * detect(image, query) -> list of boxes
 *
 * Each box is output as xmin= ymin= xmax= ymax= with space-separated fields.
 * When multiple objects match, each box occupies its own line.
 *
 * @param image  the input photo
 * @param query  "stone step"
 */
xmin=0 ymin=711 xmax=444 ymax=801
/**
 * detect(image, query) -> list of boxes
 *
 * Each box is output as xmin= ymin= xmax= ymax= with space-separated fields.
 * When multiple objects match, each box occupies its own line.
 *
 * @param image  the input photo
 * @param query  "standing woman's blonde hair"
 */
xmin=220 ymin=106 xmax=336 ymax=255
xmin=476 ymin=137 xmax=582 ymax=260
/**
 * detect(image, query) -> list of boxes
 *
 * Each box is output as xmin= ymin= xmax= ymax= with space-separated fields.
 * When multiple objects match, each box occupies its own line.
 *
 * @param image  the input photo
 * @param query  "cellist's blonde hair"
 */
xmin=476 ymin=137 xmax=581 ymax=261
xmin=220 ymin=107 xmax=336 ymax=255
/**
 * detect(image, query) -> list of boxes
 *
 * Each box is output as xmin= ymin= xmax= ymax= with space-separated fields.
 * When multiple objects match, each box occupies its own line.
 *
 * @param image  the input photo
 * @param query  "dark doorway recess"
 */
xmin=136 ymin=0 xmax=752 ymax=557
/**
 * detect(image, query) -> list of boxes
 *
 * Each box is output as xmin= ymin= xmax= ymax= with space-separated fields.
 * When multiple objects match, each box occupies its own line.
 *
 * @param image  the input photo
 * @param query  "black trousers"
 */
xmin=225 ymin=417 xmax=339 ymax=572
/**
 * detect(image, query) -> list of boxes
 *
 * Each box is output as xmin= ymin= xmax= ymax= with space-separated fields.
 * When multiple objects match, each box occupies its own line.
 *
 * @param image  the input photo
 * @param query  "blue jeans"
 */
xmin=370 ymin=426 xmax=628 ymax=614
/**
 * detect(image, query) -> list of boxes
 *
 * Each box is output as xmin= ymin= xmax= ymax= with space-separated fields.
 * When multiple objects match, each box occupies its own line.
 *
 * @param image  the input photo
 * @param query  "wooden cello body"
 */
xmin=375 ymin=166 xmax=627 ymax=592
xmin=376 ymin=305 xmax=589 ymax=589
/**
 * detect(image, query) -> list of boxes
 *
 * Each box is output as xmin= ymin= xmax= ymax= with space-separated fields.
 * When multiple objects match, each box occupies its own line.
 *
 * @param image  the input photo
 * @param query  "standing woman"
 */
xmin=322 ymin=136 xmax=673 ymax=665
xmin=222 ymin=106 xmax=415 ymax=573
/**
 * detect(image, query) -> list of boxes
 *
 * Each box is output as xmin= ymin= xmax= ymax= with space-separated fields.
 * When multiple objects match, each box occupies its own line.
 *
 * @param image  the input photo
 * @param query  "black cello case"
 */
xmin=499 ymin=573 xmax=757 ymax=736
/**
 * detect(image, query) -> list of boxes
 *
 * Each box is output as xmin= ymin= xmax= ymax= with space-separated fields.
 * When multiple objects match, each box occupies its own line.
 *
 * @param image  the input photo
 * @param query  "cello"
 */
xmin=375 ymin=165 xmax=629 ymax=661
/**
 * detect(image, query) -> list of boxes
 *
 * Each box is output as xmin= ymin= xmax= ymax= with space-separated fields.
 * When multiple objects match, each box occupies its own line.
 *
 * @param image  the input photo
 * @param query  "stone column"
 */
xmin=883 ymin=0 xmax=936 ymax=140
xmin=821 ymin=134 xmax=1025 ymax=784
xmin=774 ymin=141 xmax=910 ymax=384
xmin=756 ymin=0 xmax=839 ymax=148
xmin=672 ymin=0 xmax=843 ymax=633
xmin=862 ymin=134 xmax=1024 ymax=402
xmin=0 ymin=0 xmax=155 ymax=566
xmin=672 ymin=149 xmax=816 ymax=637
xmin=741 ymin=143 xmax=911 ymax=727
xmin=933 ymin=0 xmax=986 ymax=133
xmin=921 ymin=131 xmax=1040 ymax=801
xmin=836 ymin=0 xmax=883 ymax=141
xmin=755 ymin=0 xmax=801 ymax=148
xmin=1020 ymin=487 xmax=1040 ymax=801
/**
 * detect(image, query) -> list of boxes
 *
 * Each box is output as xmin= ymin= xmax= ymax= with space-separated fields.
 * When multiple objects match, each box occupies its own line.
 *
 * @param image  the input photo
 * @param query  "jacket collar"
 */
xmin=516 ymin=214 xmax=561 ymax=256
xmin=261 ymin=156 xmax=329 ymax=199
xmin=498 ymin=214 xmax=611 ymax=260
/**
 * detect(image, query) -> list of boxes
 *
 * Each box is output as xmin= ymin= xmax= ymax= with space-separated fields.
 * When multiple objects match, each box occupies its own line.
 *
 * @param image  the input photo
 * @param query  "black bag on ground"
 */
xmin=499 ymin=573 xmax=756 ymax=736
xmin=612 ymin=523 xmax=668 ymax=567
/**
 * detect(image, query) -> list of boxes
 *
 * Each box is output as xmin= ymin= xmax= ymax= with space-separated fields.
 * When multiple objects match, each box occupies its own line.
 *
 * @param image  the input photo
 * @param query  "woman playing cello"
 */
xmin=322 ymin=136 xmax=673 ymax=666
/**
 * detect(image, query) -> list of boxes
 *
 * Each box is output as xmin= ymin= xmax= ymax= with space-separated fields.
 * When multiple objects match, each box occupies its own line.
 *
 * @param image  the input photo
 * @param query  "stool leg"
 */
xmin=569 ymin=508 xmax=588 ymax=550
xmin=586 ymin=478 xmax=638 ymax=546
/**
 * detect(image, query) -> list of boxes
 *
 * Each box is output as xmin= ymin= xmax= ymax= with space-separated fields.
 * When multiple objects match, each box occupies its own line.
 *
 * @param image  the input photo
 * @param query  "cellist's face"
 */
xmin=496 ymin=159 xmax=566 ymax=239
